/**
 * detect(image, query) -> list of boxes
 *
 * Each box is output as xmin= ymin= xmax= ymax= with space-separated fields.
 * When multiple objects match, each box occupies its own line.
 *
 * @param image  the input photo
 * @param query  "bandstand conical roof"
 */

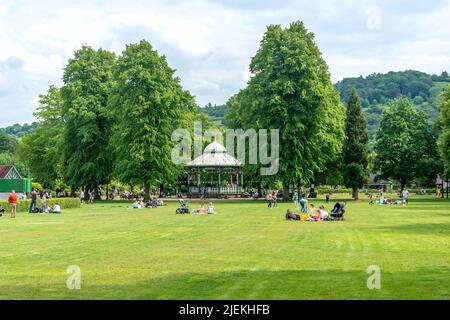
xmin=186 ymin=142 xmax=242 ymax=167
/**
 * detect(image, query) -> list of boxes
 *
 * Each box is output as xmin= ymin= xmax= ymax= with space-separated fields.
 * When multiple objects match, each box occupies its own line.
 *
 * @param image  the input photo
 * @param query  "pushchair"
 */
xmin=176 ymin=199 xmax=190 ymax=214
xmin=329 ymin=202 xmax=345 ymax=221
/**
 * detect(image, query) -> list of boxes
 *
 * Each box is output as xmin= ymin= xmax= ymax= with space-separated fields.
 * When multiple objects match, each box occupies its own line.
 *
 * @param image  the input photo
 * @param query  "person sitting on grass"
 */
xmin=207 ymin=202 xmax=215 ymax=214
xmin=307 ymin=204 xmax=316 ymax=221
xmin=315 ymin=209 xmax=322 ymax=221
xmin=50 ymin=203 xmax=61 ymax=214
xmin=198 ymin=202 xmax=207 ymax=214
xmin=319 ymin=205 xmax=329 ymax=220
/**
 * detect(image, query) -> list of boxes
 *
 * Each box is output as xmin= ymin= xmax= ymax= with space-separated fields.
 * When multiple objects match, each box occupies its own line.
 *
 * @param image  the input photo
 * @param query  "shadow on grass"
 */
xmin=1 ymin=268 xmax=449 ymax=300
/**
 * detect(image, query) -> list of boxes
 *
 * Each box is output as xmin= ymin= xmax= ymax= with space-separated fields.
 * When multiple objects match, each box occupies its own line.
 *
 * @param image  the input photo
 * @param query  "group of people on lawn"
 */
xmin=368 ymin=189 xmax=409 ymax=206
xmin=280 ymin=191 xmax=330 ymax=221
xmin=286 ymin=203 xmax=330 ymax=221
xmin=2 ymin=189 xmax=61 ymax=219
xmin=192 ymin=201 xmax=215 ymax=214
xmin=131 ymin=198 xmax=167 ymax=209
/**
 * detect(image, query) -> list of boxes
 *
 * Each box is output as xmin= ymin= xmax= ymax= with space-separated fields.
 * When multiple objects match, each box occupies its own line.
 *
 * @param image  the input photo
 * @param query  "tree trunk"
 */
xmin=283 ymin=185 xmax=290 ymax=202
xmin=144 ymin=181 xmax=151 ymax=202
xmin=83 ymin=186 xmax=90 ymax=202
xmin=400 ymin=180 xmax=406 ymax=195
xmin=352 ymin=187 xmax=359 ymax=200
xmin=94 ymin=186 xmax=101 ymax=200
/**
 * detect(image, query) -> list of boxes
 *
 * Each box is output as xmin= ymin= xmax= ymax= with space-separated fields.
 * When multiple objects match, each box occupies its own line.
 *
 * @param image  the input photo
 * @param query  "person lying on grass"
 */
xmin=157 ymin=199 xmax=167 ymax=206
xmin=132 ymin=199 xmax=144 ymax=209
xmin=192 ymin=201 xmax=208 ymax=214
xmin=285 ymin=209 xmax=300 ymax=220
xmin=145 ymin=198 xmax=157 ymax=208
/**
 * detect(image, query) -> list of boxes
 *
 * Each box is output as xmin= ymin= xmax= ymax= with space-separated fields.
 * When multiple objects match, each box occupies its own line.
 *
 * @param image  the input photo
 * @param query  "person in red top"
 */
xmin=9 ymin=190 xmax=18 ymax=218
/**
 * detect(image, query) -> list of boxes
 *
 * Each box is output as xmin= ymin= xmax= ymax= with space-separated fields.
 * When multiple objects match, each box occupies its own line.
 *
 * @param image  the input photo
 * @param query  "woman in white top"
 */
xmin=207 ymin=202 xmax=215 ymax=214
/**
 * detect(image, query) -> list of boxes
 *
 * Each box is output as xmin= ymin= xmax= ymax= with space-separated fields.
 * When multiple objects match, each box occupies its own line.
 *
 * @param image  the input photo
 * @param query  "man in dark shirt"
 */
xmin=29 ymin=188 xmax=37 ymax=213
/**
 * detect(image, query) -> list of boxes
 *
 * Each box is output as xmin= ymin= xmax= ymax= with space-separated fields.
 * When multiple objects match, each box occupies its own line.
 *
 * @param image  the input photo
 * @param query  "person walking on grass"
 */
xmin=89 ymin=189 xmax=95 ymax=204
xmin=299 ymin=194 xmax=308 ymax=213
xmin=8 ymin=190 xmax=18 ymax=218
xmin=267 ymin=192 xmax=273 ymax=208
xmin=401 ymin=188 xmax=409 ymax=206
xmin=41 ymin=192 xmax=48 ymax=212
xmin=272 ymin=191 xmax=278 ymax=208
xmin=80 ymin=189 xmax=85 ymax=204
xmin=293 ymin=191 xmax=299 ymax=210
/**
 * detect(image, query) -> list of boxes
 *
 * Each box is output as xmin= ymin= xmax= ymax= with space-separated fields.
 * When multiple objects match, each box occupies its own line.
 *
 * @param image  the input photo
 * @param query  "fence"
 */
xmin=0 ymin=179 xmax=32 ymax=193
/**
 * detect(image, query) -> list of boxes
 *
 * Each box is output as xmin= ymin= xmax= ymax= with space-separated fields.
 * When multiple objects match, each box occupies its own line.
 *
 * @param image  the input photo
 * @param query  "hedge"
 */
xmin=316 ymin=187 xmax=352 ymax=194
xmin=0 ymin=197 xmax=80 ymax=213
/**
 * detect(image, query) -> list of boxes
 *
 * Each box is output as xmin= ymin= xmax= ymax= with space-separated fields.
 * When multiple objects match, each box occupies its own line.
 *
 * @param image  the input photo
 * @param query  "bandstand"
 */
xmin=186 ymin=142 xmax=243 ymax=197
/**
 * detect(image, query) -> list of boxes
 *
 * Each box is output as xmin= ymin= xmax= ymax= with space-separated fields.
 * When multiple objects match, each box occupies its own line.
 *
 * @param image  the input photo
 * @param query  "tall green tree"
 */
xmin=0 ymin=132 xmax=18 ymax=154
xmin=374 ymin=96 xmax=438 ymax=191
xmin=60 ymin=45 xmax=116 ymax=193
xmin=438 ymin=84 xmax=450 ymax=179
xmin=17 ymin=85 xmax=64 ymax=187
xmin=227 ymin=21 xmax=345 ymax=200
xmin=109 ymin=40 xmax=197 ymax=200
xmin=343 ymin=89 xmax=369 ymax=199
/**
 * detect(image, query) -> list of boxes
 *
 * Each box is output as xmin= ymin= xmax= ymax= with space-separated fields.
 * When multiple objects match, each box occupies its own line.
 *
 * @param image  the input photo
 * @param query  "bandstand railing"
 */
xmin=189 ymin=186 xmax=242 ymax=194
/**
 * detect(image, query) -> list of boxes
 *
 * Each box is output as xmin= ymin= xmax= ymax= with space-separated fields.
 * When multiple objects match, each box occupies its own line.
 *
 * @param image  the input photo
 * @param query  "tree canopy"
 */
xmin=374 ymin=96 xmax=440 ymax=190
xmin=109 ymin=40 xmax=198 ymax=199
xmin=17 ymin=85 xmax=64 ymax=188
xmin=343 ymin=89 xmax=369 ymax=199
xmin=438 ymin=84 xmax=450 ymax=178
xmin=60 ymin=45 xmax=116 ymax=191
xmin=227 ymin=21 xmax=346 ymax=195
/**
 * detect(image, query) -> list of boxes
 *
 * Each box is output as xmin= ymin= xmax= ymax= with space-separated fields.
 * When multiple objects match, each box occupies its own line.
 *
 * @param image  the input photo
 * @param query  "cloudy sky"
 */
xmin=0 ymin=0 xmax=449 ymax=127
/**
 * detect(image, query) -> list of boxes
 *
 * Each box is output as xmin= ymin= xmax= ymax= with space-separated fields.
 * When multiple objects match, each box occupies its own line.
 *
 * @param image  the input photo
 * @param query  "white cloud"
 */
xmin=0 ymin=0 xmax=449 ymax=127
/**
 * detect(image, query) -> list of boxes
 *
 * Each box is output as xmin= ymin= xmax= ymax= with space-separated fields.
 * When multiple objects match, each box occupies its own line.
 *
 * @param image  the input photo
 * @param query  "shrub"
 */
xmin=32 ymin=182 xmax=44 ymax=191
xmin=0 ymin=197 xmax=80 ymax=213
xmin=316 ymin=186 xmax=352 ymax=194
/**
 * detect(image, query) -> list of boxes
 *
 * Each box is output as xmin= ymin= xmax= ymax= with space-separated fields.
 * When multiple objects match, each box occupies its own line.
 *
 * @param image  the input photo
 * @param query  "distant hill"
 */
xmin=0 ymin=122 xmax=39 ymax=138
xmin=334 ymin=70 xmax=449 ymax=139
xmin=200 ymin=70 xmax=449 ymax=143
xmin=198 ymin=103 xmax=228 ymax=127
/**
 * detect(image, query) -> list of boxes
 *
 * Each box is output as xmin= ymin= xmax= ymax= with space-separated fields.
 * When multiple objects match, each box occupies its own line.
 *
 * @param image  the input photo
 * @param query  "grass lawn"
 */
xmin=0 ymin=196 xmax=449 ymax=299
